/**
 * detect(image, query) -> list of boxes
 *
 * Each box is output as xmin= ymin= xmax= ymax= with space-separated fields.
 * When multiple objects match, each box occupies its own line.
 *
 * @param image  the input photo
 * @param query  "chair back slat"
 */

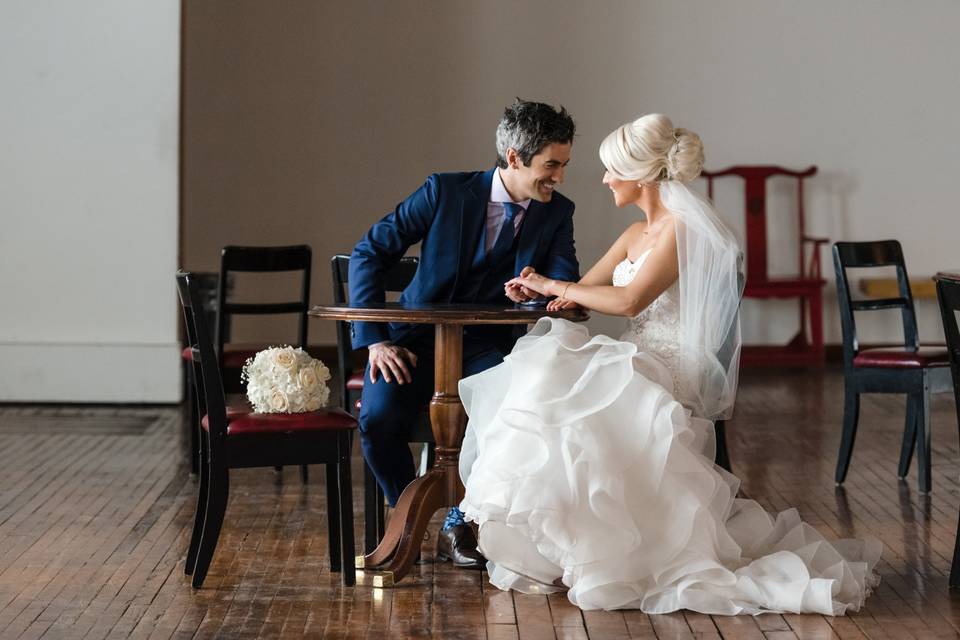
xmin=220 ymin=245 xmax=312 ymax=272
xmin=330 ymin=254 xmax=419 ymax=408
xmin=216 ymin=245 xmax=312 ymax=363
xmin=833 ymin=240 xmax=919 ymax=365
xmin=701 ymin=165 xmax=817 ymax=284
xmin=833 ymin=240 xmax=904 ymax=269
xmin=331 ymin=254 xmax=419 ymax=292
xmin=220 ymin=302 xmax=308 ymax=315
xmin=177 ymin=271 xmax=227 ymax=442
xmin=850 ymin=297 xmax=911 ymax=311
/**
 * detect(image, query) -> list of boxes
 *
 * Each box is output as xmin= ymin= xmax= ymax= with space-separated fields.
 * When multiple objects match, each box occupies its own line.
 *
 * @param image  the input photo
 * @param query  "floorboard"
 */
xmin=0 ymin=367 xmax=957 ymax=638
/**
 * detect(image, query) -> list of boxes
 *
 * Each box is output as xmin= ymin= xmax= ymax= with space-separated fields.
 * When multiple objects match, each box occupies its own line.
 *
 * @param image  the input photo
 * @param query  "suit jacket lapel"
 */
xmin=456 ymin=169 xmax=495 ymax=282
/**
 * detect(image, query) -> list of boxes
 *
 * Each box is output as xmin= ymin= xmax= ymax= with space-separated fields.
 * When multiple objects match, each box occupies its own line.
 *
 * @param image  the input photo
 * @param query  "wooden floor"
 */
xmin=1 ymin=368 xmax=960 ymax=639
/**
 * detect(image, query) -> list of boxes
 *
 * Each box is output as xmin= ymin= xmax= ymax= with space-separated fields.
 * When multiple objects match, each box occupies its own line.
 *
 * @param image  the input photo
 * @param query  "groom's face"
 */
xmin=505 ymin=142 xmax=572 ymax=203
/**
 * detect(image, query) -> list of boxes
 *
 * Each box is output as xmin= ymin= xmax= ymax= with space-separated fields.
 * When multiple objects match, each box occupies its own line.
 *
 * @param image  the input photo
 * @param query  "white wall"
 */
xmin=0 ymin=1 xmax=180 ymax=402
xmin=185 ymin=0 xmax=960 ymax=350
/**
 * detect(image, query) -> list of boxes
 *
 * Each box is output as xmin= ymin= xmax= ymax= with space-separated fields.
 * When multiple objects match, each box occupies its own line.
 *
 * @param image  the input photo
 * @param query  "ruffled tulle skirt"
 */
xmin=458 ymin=318 xmax=880 ymax=614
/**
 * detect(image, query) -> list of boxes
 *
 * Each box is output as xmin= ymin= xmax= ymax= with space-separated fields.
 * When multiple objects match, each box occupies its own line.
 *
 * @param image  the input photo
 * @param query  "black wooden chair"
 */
xmin=182 ymin=245 xmax=313 ymax=482
xmin=833 ymin=241 xmax=951 ymax=493
xmin=714 ymin=420 xmax=731 ymax=472
xmin=176 ymin=270 xmax=357 ymax=588
xmin=935 ymin=275 xmax=960 ymax=586
xmin=331 ymin=254 xmax=435 ymax=553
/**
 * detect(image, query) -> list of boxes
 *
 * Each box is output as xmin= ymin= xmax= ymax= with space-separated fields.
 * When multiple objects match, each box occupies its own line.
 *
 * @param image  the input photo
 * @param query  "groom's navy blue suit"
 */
xmin=349 ymin=168 xmax=579 ymax=504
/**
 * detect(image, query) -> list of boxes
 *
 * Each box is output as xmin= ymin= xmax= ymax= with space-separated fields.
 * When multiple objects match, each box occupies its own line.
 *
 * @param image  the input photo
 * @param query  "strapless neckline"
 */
xmin=624 ymin=248 xmax=653 ymax=266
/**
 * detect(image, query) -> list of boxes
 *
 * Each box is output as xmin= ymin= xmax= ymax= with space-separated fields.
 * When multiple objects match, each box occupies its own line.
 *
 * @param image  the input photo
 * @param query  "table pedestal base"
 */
xmin=358 ymin=323 xmax=467 ymax=585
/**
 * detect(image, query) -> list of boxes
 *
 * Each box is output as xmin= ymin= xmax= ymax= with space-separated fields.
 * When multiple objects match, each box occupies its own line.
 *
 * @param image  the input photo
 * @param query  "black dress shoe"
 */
xmin=436 ymin=524 xmax=486 ymax=569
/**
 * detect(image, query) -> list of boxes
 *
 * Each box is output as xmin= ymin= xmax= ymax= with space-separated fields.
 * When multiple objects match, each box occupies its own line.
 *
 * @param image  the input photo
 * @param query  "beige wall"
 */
xmin=183 ymin=1 xmax=960 ymax=347
xmin=1 ymin=0 xmax=179 ymax=401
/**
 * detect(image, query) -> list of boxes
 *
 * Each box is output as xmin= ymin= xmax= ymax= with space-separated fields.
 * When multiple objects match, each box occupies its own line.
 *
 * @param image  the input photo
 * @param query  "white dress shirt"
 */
xmin=485 ymin=169 xmax=531 ymax=253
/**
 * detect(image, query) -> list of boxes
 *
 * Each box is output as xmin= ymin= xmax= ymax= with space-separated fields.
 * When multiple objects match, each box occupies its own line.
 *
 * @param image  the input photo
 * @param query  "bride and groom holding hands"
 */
xmin=348 ymin=99 xmax=880 ymax=614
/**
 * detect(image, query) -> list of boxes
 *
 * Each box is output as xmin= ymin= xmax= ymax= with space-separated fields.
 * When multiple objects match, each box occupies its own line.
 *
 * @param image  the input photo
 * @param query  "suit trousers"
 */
xmin=358 ymin=330 xmax=507 ymax=506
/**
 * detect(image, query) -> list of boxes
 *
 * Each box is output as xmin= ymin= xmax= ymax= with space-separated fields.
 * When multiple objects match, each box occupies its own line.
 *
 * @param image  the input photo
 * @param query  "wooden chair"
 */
xmin=935 ymin=275 xmax=960 ymax=586
xmin=176 ymin=270 xmax=357 ymax=588
xmin=833 ymin=241 xmax=951 ymax=493
xmin=703 ymin=166 xmax=827 ymax=366
xmin=331 ymin=254 xmax=435 ymax=553
xmin=182 ymin=245 xmax=313 ymax=481
xmin=714 ymin=420 xmax=731 ymax=472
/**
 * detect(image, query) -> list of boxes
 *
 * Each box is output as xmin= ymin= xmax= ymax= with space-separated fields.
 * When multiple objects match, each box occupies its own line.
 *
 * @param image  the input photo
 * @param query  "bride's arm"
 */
xmin=576 ymin=222 xmax=644 ymax=286
xmin=543 ymin=223 xmax=643 ymax=310
xmin=512 ymin=222 xmax=678 ymax=317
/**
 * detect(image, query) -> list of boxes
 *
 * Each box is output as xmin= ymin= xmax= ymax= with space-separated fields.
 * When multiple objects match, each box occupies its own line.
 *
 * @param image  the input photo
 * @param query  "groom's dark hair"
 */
xmin=495 ymin=99 xmax=576 ymax=169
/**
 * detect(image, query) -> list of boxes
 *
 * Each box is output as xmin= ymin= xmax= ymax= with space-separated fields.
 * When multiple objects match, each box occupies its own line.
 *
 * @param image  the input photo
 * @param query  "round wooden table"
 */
xmin=309 ymin=302 xmax=588 ymax=586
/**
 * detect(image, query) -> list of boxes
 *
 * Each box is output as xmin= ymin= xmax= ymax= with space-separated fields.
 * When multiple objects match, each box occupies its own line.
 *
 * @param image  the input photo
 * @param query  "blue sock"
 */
xmin=442 ymin=507 xmax=466 ymax=531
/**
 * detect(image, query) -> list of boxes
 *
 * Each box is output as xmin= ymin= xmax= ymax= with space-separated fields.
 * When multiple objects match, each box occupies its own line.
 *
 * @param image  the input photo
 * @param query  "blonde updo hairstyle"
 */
xmin=599 ymin=114 xmax=704 ymax=184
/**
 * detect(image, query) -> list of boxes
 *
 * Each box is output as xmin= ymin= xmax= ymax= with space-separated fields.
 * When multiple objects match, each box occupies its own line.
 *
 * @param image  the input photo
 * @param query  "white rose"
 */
xmin=313 ymin=360 xmax=331 ymax=383
xmin=298 ymin=366 xmax=319 ymax=390
xmin=317 ymin=386 xmax=330 ymax=407
xmin=268 ymin=389 xmax=289 ymax=412
xmin=305 ymin=396 xmax=322 ymax=411
xmin=287 ymin=392 xmax=306 ymax=413
xmin=273 ymin=348 xmax=297 ymax=371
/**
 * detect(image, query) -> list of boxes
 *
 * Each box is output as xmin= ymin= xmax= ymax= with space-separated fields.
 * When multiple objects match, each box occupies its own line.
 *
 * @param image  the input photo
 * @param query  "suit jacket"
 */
xmin=349 ymin=168 xmax=580 ymax=349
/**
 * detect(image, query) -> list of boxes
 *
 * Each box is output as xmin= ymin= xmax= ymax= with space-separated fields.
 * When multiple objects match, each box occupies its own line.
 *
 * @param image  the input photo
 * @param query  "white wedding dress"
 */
xmin=458 ymin=251 xmax=881 ymax=615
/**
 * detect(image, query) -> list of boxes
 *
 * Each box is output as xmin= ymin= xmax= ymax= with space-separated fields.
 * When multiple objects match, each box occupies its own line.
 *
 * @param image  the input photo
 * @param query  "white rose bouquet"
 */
xmin=241 ymin=346 xmax=332 ymax=413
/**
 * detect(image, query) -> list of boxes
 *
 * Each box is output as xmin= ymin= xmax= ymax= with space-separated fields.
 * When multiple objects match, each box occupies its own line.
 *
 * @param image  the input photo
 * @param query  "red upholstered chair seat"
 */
xmin=346 ymin=372 xmax=365 ymax=391
xmin=853 ymin=346 xmax=950 ymax=369
xmin=181 ymin=344 xmax=272 ymax=368
xmin=202 ymin=407 xmax=357 ymax=435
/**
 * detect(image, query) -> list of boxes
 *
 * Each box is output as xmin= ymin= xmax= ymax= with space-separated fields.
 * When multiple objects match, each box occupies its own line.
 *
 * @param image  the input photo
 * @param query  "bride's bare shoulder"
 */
xmin=619 ymin=221 xmax=647 ymax=242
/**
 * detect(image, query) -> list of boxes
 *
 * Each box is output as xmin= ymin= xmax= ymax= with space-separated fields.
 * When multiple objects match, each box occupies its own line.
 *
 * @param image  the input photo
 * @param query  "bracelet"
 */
xmin=560 ymin=282 xmax=572 ymax=300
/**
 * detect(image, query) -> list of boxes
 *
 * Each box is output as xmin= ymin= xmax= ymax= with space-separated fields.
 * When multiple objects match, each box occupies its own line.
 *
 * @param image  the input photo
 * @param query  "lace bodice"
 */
xmin=613 ymin=251 xmax=685 ymax=397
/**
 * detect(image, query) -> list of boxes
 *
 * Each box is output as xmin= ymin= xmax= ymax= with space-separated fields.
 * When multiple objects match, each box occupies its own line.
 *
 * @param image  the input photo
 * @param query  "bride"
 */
xmin=457 ymin=114 xmax=881 ymax=614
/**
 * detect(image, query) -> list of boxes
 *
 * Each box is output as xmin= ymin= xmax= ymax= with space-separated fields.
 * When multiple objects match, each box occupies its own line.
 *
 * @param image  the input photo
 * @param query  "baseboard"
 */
xmin=0 ymin=343 xmax=182 ymax=403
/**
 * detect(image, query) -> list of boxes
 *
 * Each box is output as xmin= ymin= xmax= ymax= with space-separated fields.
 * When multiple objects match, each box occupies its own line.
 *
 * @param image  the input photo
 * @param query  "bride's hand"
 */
xmin=547 ymin=298 xmax=579 ymax=312
xmin=506 ymin=271 xmax=555 ymax=297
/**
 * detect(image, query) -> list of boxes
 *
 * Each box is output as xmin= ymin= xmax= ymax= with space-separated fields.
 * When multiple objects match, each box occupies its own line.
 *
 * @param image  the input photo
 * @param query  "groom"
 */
xmin=349 ymin=99 xmax=579 ymax=568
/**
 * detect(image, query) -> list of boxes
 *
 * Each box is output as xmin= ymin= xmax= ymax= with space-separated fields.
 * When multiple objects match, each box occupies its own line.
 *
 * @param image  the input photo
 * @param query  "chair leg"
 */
xmin=189 ymin=396 xmax=200 ymax=475
xmin=952 ymin=380 xmax=960 ymax=586
xmin=714 ymin=420 xmax=731 ymax=472
xmin=799 ymin=297 xmax=809 ymax=345
xmin=363 ymin=461 xmax=379 ymax=553
xmin=184 ymin=363 xmax=200 ymax=474
xmin=191 ymin=466 xmax=229 ymax=588
xmin=337 ymin=432 xmax=356 ymax=587
xmin=899 ymin=393 xmax=919 ymax=478
xmin=951 ymin=512 xmax=960 ymax=588
xmin=326 ymin=462 xmax=342 ymax=573
xmin=916 ymin=378 xmax=932 ymax=494
xmin=426 ymin=443 xmax=436 ymax=472
xmin=809 ymin=290 xmax=824 ymax=360
xmin=185 ymin=431 xmax=210 ymax=575
xmin=835 ymin=386 xmax=860 ymax=485
xmin=300 ymin=465 xmax=309 ymax=483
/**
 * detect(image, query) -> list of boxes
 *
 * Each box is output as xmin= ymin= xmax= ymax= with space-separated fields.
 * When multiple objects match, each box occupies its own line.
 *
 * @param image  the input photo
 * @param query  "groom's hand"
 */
xmin=368 ymin=342 xmax=418 ymax=384
xmin=504 ymin=266 xmax=539 ymax=303
xmin=504 ymin=282 xmax=533 ymax=303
